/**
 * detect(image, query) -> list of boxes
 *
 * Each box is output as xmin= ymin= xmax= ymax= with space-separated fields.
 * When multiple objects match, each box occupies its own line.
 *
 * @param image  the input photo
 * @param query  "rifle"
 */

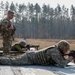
xmin=65 ymin=50 xmax=75 ymax=57
xmin=65 ymin=50 xmax=75 ymax=63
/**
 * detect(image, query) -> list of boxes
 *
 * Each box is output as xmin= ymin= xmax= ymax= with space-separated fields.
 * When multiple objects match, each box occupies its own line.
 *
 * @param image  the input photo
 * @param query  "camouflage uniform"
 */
xmin=11 ymin=41 xmax=26 ymax=52
xmin=1 ymin=18 xmax=13 ymax=55
xmin=0 ymin=45 xmax=69 ymax=67
xmin=11 ymin=44 xmax=25 ymax=52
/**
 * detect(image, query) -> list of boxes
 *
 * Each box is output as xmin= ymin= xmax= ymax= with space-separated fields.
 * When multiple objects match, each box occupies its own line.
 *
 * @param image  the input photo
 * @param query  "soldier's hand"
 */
xmin=9 ymin=25 xmax=14 ymax=29
xmin=64 ymin=55 xmax=68 ymax=59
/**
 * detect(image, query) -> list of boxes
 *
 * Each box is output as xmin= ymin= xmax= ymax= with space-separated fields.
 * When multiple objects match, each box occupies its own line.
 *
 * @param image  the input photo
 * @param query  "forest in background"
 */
xmin=0 ymin=1 xmax=75 ymax=39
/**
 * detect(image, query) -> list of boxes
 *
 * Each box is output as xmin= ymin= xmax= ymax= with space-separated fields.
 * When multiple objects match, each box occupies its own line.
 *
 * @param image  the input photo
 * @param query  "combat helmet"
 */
xmin=57 ymin=40 xmax=70 ymax=50
xmin=19 ymin=41 xmax=26 ymax=47
xmin=8 ymin=10 xmax=14 ymax=15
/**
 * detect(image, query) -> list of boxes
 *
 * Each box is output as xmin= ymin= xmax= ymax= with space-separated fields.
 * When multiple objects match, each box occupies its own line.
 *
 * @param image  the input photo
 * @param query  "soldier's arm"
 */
xmin=1 ymin=20 xmax=10 ymax=31
xmin=47 ymin=48 xmax=69 ymax=67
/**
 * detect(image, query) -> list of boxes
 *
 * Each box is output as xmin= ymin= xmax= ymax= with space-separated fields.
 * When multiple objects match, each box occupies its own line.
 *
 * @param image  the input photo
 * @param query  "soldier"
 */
xmin=0 ymin=40 xmax=73 ymax=68
xmin=11 ymin=41 xmax=30 ymax=52
xmin=1 ymin=10 xmax=15 ymax=56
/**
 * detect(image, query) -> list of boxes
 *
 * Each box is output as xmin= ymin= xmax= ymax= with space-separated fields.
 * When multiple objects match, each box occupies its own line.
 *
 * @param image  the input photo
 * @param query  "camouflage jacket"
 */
xmin=11 ymin=44 xmax=25 ymax=52
xmin=0 ymin=45 xmax=69 ymax=67
xmin=1 ymin=18 xmax=15 ymax=38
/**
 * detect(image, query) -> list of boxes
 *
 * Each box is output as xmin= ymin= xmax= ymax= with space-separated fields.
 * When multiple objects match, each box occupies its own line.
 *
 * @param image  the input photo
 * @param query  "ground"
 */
xmin=0 ymin=63 xmax=75 ymax=75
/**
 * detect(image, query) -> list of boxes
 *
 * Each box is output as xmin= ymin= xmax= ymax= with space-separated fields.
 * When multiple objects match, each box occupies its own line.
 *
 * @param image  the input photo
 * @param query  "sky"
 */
xmin=0 ymin=0 xmax=75 ymax=9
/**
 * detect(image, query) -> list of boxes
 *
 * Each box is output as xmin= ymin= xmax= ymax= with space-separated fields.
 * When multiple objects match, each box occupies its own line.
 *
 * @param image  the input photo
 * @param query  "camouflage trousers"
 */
xmin=0 ymin=52 xmax=34 ymax=65
xmin=0 ymin=50 xmax=55 ymax=65
xmin=3 ymin=37 xmax=12 ymax=55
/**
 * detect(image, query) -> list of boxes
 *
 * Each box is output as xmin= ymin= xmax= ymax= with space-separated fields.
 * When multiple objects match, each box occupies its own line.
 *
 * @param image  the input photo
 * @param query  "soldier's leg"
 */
xmin=3 ymin=39 xmax=12 ymax=55
xmin=10 ymin=53 xmax=34 ymax=65
xmin=0 ymin=53 xmax=33 ymax=65
xmin=0 ymin=56 xmax=12 ymax=65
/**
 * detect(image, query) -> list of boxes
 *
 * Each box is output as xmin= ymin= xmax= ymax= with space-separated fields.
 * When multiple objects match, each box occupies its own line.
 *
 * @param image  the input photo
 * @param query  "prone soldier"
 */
xmin=11 ymin=41 xmax=30 ymax=52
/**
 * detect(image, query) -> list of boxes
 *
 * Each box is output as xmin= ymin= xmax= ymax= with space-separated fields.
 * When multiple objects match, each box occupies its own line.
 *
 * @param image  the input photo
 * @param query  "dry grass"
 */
xmin=0 ymin=38 xmax=75 ymax=50
xmin=27 ymin=39 xmax=75 ymax=50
